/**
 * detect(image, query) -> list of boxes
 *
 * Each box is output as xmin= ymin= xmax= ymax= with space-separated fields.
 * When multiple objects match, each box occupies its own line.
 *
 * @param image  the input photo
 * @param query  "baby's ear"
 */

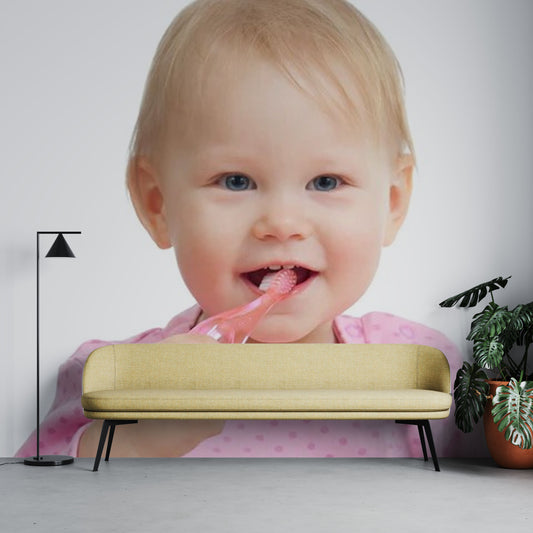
xmin=383 ymin=154 xmax=414 ymax=246
xmin=127 ymin=156 xmax=172 ymax=249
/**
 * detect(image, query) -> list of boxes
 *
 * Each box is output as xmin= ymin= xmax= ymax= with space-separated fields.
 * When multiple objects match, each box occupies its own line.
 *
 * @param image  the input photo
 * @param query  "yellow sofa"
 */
xmin=82 ymin=343 xmax=451 ymax=471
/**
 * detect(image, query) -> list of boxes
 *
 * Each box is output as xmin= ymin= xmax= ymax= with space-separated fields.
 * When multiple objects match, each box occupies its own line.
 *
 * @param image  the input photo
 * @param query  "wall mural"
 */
xmin=17 ymin=0 xmax=517 ymax=460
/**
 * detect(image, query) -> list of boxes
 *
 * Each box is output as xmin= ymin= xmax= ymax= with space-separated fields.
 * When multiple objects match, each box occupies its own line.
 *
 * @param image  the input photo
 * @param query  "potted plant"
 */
xmin=439 ymin=276 xmax=533 ymax=468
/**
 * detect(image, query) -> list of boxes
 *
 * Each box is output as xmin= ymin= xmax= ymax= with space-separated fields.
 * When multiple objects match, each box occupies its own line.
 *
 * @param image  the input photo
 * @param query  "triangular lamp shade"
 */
xmin=45 ymin=233 xmax=75 ymax=258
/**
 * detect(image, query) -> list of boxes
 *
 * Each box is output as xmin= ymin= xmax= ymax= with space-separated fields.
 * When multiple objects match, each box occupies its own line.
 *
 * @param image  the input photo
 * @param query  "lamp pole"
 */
xmin=24 ymin=231 xmax=81 ymax=467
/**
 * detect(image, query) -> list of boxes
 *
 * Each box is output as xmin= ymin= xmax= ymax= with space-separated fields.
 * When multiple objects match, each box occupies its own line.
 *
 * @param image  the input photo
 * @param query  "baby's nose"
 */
xmin=251 ymin=196 xmax=312 ymax=242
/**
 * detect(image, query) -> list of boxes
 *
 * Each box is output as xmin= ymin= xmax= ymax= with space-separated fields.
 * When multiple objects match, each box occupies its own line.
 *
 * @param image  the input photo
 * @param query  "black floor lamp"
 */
xmin=24 ymin=231 xmax=81 ymax=467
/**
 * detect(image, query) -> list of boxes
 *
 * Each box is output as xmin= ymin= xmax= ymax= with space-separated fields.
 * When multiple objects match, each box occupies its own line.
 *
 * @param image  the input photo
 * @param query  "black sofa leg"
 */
xmin=417 ymin=424 xmax=428 ymax=462
xmin=92 ymin=420 xmax=137 ymax=472
xmin=105 ymin=424 xmax=116 ymax=462
xmin=421 ymin=420 xmax=440 ymax=472
xmin=93 ymin=420 xmax=111 ymax=472
xmin=395 ymin=420 xmax=440 ymax=472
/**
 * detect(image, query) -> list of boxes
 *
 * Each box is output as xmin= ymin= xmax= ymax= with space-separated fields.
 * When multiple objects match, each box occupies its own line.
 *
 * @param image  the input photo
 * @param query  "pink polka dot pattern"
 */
xmin=14 ymin=306 xmax=488 ymax=459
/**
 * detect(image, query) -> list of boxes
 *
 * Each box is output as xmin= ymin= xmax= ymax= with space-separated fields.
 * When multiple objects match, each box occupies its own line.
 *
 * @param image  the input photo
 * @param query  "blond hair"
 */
xmin=129 ymin=0 xmax=414 ymax=163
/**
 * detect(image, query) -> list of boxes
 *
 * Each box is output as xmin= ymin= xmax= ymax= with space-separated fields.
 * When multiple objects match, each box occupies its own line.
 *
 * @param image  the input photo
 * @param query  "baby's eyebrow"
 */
xmin=188 ymin=150 xmax=260 ymax=180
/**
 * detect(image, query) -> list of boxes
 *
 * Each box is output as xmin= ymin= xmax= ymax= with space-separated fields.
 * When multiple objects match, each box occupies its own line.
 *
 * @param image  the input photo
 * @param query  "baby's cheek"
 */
xmin=171 ymin=205 xmax=231 ymax=268
xmin=328 ymin=227 xmax=382 ymax=295
xmin=329 ymin=225 xmax=381 ymax=264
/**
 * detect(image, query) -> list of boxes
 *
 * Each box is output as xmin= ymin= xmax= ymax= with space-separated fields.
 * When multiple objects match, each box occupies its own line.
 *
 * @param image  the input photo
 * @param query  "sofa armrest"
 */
xmin=83 ymin=345 xmax=117 ymax=394
xmin=416 ymin=345 xmax=450 ymax=394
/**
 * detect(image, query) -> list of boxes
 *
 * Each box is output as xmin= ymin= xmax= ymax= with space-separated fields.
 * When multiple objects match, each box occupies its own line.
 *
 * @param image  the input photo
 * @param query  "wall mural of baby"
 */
xmin=16 ymin=0 xmax=486 ymax=460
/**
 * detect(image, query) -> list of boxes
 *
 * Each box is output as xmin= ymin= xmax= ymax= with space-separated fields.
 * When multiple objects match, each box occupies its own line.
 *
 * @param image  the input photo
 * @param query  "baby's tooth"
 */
xmin=268 ymin=265 xmax=282 ymax=270
xmin=283 ymin=265 xmax=295 ymax=269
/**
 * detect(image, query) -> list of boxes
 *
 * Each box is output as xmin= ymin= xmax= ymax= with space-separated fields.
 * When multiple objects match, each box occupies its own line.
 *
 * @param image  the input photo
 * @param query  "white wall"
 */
xmin=1 ymin=0 xmax=532 ymax=456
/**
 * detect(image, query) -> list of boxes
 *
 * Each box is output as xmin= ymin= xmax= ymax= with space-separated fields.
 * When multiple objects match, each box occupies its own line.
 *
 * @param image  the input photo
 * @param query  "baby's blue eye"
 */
xmin=221 ymin=174 xmax=254 ymax=191
xmin=307 ymin=175 xmax=341 ymax=192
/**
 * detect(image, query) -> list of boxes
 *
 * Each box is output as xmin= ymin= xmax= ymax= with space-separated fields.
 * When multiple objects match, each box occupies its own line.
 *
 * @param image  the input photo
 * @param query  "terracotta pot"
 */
xmin=483 ymin=380 xmax=533 ymax=469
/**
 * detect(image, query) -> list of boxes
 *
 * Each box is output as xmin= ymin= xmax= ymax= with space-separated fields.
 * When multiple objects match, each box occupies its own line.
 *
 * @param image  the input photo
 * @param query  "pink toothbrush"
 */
xmin=190 ymin=268 xmax=297 ymax=343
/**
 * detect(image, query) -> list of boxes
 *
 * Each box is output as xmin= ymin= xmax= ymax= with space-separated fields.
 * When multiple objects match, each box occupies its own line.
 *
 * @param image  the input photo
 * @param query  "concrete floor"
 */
xmin=0 ymin=457 xmax=532 ymax=532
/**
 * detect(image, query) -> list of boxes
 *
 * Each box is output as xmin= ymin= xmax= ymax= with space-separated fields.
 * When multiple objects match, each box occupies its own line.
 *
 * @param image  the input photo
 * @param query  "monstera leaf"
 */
xmin=467 ymin=302 xmax=511 ymax=342
xmin=472 ymin=337 xmax=505 ymax=370
xmin=454 ymin=362 xmax=489 ymax=433
xmin=439 ymin=276 xmax=510 ymax=308
xmin=492 ymin=378 xmax=533 ymax=449
xmin=508 ymin=303 xmax=533 ymax=346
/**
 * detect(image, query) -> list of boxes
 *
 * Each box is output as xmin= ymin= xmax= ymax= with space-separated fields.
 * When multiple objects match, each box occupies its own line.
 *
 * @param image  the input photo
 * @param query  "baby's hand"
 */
xmin=160 ymin=333 xmax=218 ymax=344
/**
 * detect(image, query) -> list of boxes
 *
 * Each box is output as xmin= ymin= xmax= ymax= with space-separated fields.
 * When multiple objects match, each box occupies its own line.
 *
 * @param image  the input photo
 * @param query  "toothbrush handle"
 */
xmin=190 ymin=293 xmax=279 ymax=343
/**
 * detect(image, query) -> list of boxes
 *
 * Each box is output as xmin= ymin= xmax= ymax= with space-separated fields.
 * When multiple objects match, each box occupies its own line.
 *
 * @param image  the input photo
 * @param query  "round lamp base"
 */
xmin=24 ymin=455 xmax=74 ymax=466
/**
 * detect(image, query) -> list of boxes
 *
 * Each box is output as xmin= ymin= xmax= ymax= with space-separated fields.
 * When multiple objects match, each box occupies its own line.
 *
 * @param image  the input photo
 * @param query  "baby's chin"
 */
xmin=247 ymin=332 xmax=300 ymax=344
xmin=247 ymin=319 xmax=334 ymax=344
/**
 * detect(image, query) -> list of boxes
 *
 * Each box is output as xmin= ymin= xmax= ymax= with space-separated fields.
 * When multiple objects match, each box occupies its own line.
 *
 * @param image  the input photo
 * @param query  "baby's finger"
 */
xmin=160 ymin=333 xmax=218 ymax=344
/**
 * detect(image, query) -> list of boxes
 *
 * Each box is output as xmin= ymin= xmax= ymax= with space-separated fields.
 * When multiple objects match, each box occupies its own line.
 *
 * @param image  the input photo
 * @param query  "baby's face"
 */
xmin=137 ymin=58 xmax=412 ymax=343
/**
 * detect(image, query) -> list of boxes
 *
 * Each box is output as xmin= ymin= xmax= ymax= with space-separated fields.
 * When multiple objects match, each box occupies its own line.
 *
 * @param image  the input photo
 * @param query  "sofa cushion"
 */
xmin=82 ymin=388 xmax=451 ymax=413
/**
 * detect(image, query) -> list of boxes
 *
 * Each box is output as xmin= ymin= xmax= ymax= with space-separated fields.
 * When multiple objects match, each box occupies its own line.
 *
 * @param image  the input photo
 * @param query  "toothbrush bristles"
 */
xmin=261 ymin=269 xmax=297 ymax=294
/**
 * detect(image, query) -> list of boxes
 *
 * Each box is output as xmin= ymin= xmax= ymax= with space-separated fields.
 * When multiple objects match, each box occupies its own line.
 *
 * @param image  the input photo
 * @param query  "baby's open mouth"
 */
xmin=243 ymin=265 xmax=316 ymax=289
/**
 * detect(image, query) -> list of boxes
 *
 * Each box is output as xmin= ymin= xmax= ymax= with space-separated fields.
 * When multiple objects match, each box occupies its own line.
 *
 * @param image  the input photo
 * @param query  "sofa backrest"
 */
xmin=83 ymin=343 xmax=450 ymax=394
